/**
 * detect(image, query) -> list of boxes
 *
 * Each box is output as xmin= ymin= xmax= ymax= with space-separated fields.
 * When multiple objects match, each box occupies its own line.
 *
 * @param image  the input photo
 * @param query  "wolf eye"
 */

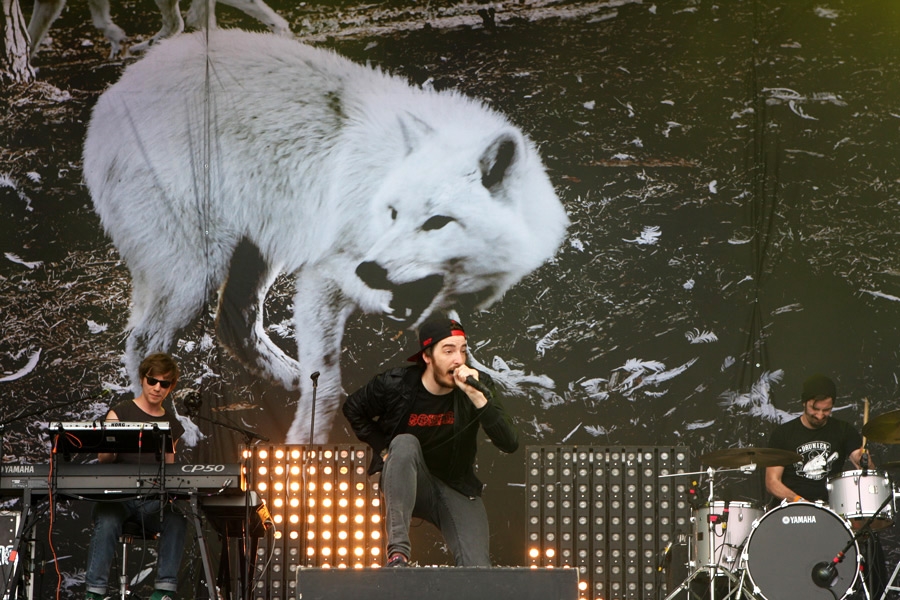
xmin=389 ymin=206 xmax=398 ymax=220
xmin=422 ymin=215 xmax=455 ymax=231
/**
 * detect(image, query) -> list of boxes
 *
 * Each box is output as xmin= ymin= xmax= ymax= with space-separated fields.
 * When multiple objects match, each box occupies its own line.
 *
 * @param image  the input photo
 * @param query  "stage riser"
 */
xmin=292 ymin=567 xmax=579 ymax=600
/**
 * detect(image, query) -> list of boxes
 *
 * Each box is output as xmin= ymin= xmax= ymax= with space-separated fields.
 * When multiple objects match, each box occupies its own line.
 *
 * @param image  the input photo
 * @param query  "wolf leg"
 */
xmin=130 ymin=0 xmax=184 ymax=53
xmin=216 ymin=238 xmax=303 ymax=390
xmin=215 ymin=0 xmax=292 ymax=36
xmin=27 ymin=0 xmax=66 ymax=57
xmin=86 ymin=0 xmax=126 ymax=57
xmin=125 ymin=263 xmax=211 ymax=393
xmin=285 ymin=268 xmax=354 ymax=444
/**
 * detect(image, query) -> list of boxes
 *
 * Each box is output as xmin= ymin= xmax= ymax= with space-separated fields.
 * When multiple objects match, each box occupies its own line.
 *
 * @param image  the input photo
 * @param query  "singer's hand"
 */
xmin=452 ymin=365 xmax=488 ymax=408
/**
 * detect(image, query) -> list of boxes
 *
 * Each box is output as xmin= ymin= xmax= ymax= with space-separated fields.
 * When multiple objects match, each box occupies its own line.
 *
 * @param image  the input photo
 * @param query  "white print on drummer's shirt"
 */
xmin=795 ymin=441 xmax=839 ymax=480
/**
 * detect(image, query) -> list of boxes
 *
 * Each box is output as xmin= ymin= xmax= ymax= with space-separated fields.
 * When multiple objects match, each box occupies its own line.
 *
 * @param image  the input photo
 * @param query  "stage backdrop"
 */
xmin=2 ymin=0 xmax=899 ymax=597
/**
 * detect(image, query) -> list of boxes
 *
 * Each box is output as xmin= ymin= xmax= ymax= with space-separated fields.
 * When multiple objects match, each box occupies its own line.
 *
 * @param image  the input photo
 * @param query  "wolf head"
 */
xmin=349 ymin=104 xmax=569 ymax=327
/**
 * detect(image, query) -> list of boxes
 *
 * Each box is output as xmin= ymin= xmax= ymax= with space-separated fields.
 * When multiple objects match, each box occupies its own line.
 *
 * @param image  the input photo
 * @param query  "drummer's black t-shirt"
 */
xmin=767 ymin=416 xmax=862 ymax=502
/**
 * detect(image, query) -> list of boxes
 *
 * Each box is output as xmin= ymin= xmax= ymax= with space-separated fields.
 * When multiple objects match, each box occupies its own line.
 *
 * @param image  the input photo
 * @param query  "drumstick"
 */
xmin=862 ymin=397 xmax=869 ymax=451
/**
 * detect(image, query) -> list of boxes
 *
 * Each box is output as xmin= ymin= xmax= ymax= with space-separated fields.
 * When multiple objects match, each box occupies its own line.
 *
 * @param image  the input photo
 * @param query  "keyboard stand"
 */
xmin=191 ymin=493 xmax=220 ymax=600
xmin=2 ymin=487 xmax=36 ymax=598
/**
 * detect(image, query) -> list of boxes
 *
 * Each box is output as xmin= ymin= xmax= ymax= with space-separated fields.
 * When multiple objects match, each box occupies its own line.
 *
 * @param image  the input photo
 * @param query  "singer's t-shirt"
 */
xmin=767 ymin=416 xmax=862 ymax=502
xmin=399 ymin=382 xmax=456 ymax=482
xmin=108 ymin=399 xmax=185 ymax=464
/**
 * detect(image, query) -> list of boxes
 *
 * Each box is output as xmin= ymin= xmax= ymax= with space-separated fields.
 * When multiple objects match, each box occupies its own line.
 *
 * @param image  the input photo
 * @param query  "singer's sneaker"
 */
xmin=84 ymin=593 xmax=107 ymax=600
xmin=386 ymin=552 xmax=409 ymax=567
xmin=149 ymin=591 xmax=176 ymax=600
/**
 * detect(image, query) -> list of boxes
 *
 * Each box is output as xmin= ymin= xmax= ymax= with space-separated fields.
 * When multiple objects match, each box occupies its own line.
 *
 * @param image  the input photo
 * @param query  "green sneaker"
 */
xmin=149 ymin=591 xmax=176 ymax=600
xmin=85 ymin=593 xmax=106 ymax=600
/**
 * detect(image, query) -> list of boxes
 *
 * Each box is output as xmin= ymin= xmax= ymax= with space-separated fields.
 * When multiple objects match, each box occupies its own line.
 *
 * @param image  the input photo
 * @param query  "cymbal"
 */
xmin=862 ymin=409 xmax=900 ymax=443
xmin=700 ymin=447 xmax=802 ymax=468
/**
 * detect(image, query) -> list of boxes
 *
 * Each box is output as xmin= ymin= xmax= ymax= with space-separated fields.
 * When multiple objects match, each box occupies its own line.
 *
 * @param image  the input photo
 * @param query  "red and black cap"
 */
xmin=406 ymin=317 xmax=466 ymax=362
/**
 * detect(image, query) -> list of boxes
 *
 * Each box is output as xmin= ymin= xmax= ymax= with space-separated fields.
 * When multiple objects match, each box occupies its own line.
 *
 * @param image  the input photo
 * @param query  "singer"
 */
xmin=84 ymin=353 xmax=187 ymax=600
xmin=342 ymin=316 xmax=519 ymax=567
xmin=765 ymin=374 xmax=868 ymax=505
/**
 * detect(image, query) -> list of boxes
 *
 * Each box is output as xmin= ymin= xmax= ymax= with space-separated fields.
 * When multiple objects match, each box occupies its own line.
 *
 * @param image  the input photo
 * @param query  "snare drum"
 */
xmin=692 ymin=501 xmax=762 ymax=570
xmin=827 ymin=470 xmax=894 ymax=530
xmin=743 ymin=502 xmax=859 ymax=600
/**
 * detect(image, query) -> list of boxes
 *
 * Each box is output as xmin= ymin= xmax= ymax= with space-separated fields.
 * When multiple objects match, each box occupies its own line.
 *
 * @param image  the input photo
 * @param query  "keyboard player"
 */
xmin=85 ymin=353 xmax=187 ymax=600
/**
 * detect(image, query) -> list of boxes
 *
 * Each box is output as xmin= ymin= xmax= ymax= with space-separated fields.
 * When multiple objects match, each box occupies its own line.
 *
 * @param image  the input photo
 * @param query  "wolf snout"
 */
xmin=356 ymin=261 xmax=444 ymax=324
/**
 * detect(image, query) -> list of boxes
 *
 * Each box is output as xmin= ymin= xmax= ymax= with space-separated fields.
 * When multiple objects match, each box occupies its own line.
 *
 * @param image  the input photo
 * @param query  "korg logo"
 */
xmin=782 ymin=515 xmax=817 ymax=524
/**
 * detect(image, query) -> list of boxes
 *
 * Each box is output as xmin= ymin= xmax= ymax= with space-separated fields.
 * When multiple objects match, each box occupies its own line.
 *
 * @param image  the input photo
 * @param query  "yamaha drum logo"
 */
xmin=782 ymin=514 xmax=817 ymax=524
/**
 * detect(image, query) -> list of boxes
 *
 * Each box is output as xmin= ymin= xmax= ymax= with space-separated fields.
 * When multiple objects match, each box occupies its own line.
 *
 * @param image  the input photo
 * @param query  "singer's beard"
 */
xmin=435 ymin=368 xmax=457 ymax=391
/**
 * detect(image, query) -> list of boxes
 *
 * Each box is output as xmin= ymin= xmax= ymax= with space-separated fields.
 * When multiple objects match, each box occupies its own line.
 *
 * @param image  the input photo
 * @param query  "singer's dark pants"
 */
xmin=381 ymin=434 xmax=491 ymax=566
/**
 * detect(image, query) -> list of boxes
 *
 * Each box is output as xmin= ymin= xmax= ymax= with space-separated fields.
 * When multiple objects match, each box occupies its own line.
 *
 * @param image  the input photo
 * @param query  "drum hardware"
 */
xmin=879 ymin=489 xmax=900 ymax=600
xmin=811 ymin=492 xmax=893 ymax=600
xmin=661 ymin=464 xmax=763 ymax=600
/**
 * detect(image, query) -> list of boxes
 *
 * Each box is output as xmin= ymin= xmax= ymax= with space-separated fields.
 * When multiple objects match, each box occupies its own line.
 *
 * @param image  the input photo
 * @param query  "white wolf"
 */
xmin=83 ymin=29 xmax=569 ymax=442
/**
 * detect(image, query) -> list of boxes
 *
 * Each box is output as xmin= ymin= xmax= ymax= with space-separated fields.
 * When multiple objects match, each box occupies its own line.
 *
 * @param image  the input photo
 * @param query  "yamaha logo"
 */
xmin=782 ymin=515 xmax=817 ymax=524
xmin=1 ymin=465 xmax=34 ymax=475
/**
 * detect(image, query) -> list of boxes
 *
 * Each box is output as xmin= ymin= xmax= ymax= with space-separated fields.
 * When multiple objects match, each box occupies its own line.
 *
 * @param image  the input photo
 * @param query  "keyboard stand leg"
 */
xmin=191 ymin=494 xmax=219 ymax=600
xmin=3 ymin=489 xmax=33 ymax=599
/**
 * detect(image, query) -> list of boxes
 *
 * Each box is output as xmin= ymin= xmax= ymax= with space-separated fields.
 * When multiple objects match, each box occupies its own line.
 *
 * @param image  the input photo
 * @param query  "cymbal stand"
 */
xmin=878 ymin=486 xmax=900 ymax=600
xmin=661 ymin=466 xmax=762 ymax=600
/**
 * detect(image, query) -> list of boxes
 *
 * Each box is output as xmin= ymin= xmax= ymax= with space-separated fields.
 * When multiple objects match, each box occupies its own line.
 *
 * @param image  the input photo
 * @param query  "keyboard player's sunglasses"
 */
xmin=145 ymin=375 xmax=173 ymax=389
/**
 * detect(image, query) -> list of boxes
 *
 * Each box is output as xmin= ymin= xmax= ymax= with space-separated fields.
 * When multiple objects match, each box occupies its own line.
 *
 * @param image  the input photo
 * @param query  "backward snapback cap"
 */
xmin=802 ymin=374 xmax=836 ymax=402
xmin=406 ymin=318 xmax=466 ymax=362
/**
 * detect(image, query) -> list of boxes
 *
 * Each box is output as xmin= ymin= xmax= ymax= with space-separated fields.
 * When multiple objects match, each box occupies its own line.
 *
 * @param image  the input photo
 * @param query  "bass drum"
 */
xmin=744 ymin=502 xmax=859 ymax=600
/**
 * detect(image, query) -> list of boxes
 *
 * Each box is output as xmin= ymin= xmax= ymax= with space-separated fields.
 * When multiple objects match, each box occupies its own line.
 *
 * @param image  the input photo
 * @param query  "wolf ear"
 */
xmin=398 ymin=112 xmax=435 ymax=155
xmin=480 ymin=133 xmax=519 ymax=192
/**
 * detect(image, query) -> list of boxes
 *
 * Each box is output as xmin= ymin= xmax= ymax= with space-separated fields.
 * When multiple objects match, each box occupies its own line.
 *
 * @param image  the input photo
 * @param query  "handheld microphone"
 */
xmin=464 ymin=375 xmax=492 ymax=398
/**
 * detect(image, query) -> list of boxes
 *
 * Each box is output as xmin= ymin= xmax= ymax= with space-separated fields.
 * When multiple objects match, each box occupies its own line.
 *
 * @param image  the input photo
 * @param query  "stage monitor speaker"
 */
xmin=293 ymin=567 xmax=579 ymax=600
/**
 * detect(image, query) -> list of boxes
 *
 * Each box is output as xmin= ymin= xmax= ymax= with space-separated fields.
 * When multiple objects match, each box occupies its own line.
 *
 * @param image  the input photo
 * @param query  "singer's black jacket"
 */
xmin=342 ymin=365 xmax=519 ymax=497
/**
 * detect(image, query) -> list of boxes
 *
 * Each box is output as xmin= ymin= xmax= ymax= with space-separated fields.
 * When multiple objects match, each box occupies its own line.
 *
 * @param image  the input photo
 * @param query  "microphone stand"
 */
xmin=302 ymin=371 xmax=320 ymax=568
xmin=307 ymin=371 xmax=320 ymax=445
xmin=182 ymin=395 xmax=268 ymax=600
xmin=811 ymin=491 xmax=891 ymax=597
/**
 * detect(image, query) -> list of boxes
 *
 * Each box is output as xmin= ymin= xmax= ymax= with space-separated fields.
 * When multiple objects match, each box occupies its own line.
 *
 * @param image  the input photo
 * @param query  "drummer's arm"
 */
xmin=765 ymin=465 xmax=803 ymax=502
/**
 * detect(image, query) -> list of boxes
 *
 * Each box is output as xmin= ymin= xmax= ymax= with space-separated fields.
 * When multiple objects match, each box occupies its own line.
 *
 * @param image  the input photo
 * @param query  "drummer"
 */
xmin=765 ymin=373 xmax=869 ymax=505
